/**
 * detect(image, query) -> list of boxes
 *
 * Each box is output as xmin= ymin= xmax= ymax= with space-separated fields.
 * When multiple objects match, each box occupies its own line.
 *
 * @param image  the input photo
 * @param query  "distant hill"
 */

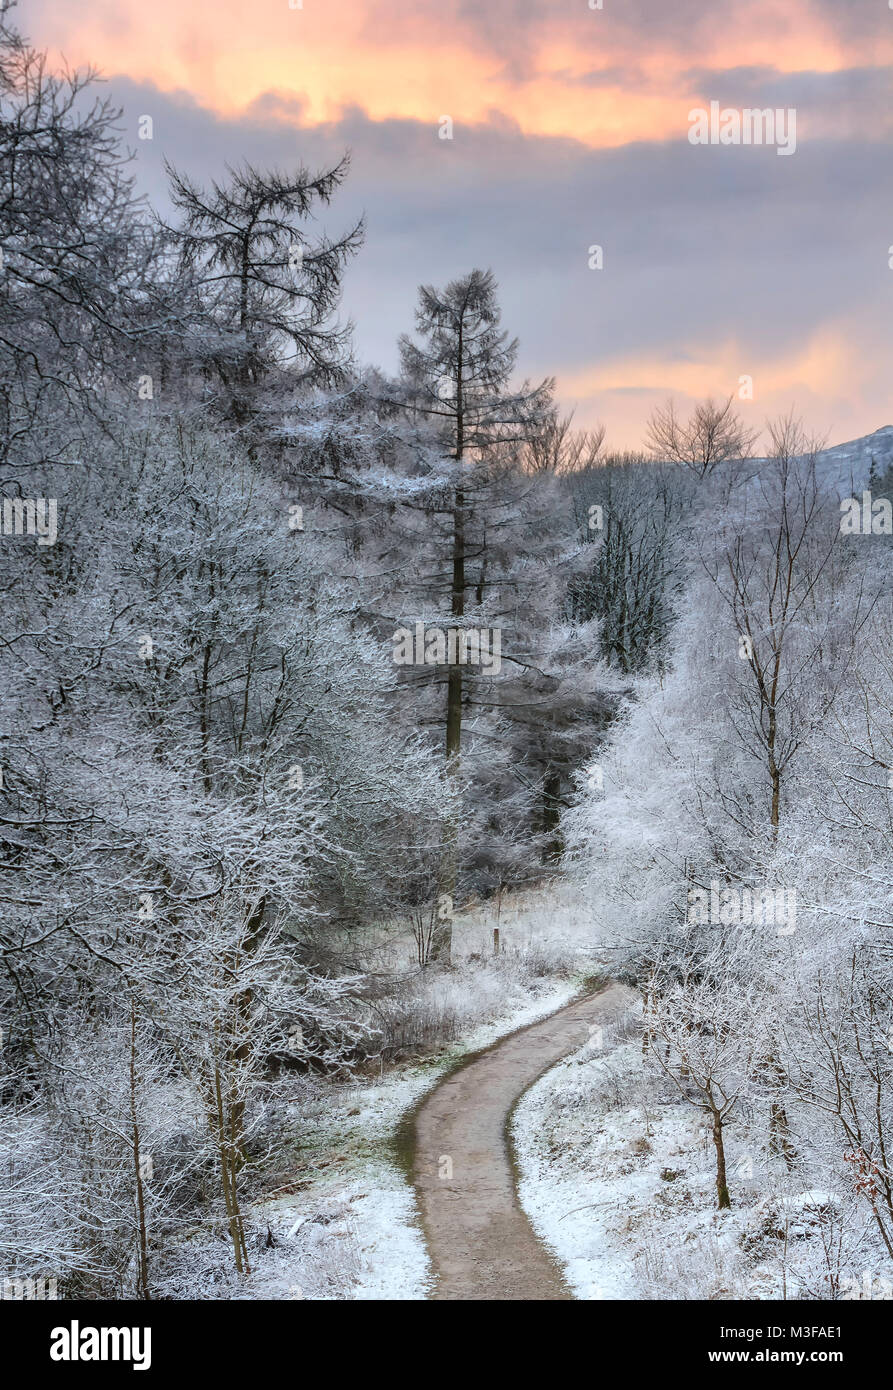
xmin=812 ymin=425 xmax=893 ymax=497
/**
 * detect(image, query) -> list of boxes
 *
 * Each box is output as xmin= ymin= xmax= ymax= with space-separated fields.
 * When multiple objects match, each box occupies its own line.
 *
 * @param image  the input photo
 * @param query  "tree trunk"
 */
xmin=541 ymin=771 xmax=563 ymax=862
xmin=769 ymin=1100 xmax=796 ymax=1167
xmin=436 ymin=359 xmax=466 ymax=961
xmin=711 ymin=1106 xmax=732 ymax=1209
xmin=129 ymin=1001 xmax=151 ymax=1300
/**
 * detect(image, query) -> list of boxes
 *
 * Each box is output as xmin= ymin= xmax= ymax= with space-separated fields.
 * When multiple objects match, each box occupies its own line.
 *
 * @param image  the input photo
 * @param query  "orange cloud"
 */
xmin=561 ymin=319 xmax=889 ymax=450
xmin=32 ymin=0 xmax=893 ymax=147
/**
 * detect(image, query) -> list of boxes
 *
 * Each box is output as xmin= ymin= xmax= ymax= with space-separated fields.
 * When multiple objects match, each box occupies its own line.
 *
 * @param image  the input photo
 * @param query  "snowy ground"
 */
xmin=332 ymin=880 xmax=605 ymax=975
xmin=153 ymin=927 xmax=598 ymax=1301
xmin=513 ymin=1002 xmax=893 ymax=1302
xmin=247 ymin=971 xmax=586 ymax=1300
xmin=156 ymin=929 xmax=893 ymax=1301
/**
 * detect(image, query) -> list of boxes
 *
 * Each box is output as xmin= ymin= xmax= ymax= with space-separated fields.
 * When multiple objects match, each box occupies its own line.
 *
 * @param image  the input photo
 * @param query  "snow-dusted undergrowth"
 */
xmin=514 ymin=1001 xmax=893 ymax=1302
xmin=250 ymin=972 xmax=584 ymax=1300
xmin=157 ymin=919 xmax=597 ymax=1301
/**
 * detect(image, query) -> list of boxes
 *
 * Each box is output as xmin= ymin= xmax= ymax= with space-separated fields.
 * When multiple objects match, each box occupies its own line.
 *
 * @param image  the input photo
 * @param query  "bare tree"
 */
xmin=0 ymin=8 xmax=165 ymax=469
xmin=524 ymin=411 xmax=605 ymax=475
xmin=705 ymin=415 xmax=870 ymax=834
xmin=645 ymin=954 xmax=758 ymax=1210
xmin=646 ymin=395 xmax=759 ymax=477
xmin=164 ymin=159 xmax=363 ymax=420
xmin=788 ymin=953 xmax=893 ymax=1260
xmin=567 ymin=457 xmax=688 ymax=672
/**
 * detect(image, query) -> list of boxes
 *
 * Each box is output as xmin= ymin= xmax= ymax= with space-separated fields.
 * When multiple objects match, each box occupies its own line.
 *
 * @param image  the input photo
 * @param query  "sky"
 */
xmin=24 ymin=0 xmax=893 ymax=449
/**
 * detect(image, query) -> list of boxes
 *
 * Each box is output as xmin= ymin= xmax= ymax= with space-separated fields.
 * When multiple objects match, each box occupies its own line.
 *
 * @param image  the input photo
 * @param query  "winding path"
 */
xmin=411 ymin=981 xmax=628 ymax=1300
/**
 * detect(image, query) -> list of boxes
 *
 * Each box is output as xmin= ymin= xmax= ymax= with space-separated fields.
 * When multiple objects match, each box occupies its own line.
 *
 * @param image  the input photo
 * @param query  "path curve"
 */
xmin=412 ymin=981 xmax=628 ymax=1300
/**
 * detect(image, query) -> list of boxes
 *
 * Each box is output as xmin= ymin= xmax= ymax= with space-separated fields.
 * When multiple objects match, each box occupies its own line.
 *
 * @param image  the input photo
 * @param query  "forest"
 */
xmin=2 ymin=8 xmax=893 ymax=1304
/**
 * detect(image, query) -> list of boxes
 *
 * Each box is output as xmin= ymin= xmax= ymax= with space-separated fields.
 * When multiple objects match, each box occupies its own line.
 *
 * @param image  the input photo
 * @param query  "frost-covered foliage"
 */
xmin=561 ymin=431 xmax=893 ymax=1295
xmin=4 ymin=6 xmax=889 ymax=1306
xmin=0 ymin=13 xmax=621 ymax=1299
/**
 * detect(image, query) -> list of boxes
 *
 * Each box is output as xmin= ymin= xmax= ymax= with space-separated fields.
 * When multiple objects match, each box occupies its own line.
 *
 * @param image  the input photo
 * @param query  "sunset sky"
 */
xmin=26 ymin=0 xmax=893 ymax=448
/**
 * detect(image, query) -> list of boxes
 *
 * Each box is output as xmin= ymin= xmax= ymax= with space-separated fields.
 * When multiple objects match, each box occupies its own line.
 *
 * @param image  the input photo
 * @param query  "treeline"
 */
xmin=0 ymin=12 xmax=692 ymax=1296
xmin=566 ymin=419 xmax=893 ymax=1289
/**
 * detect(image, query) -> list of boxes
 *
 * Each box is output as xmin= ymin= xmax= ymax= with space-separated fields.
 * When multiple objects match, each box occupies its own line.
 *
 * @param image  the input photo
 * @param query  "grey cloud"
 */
xmin=116 ymin=78 xmax=892 ymax=416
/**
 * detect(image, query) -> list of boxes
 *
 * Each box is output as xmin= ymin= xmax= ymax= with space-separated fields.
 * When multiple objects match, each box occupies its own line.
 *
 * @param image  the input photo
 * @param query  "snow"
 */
xmin=512 ymin=1027 xmax=881 ymax=1302
xmin=244 ymin=954 xmax=588 ymax=1299
xmin=738 ymin=426 xmax=893 ymax=500
xmin=813 ymin=424 xmax=893 ymax=497
xmin=790 ymin=1190 xmax=841 ymax=1212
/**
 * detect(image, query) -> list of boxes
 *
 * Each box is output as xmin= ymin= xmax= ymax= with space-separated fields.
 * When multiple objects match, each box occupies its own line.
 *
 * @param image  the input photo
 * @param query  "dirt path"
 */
xmin=411 ymin=981 xmax=628 ymax=1300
